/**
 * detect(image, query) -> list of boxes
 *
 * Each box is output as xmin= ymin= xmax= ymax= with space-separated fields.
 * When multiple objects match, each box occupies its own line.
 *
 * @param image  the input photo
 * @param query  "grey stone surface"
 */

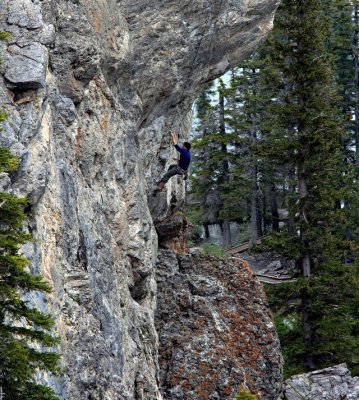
xmin=7 ymin=0 xmax=43 ymax=29
xmin=5 ymin=43 xmax=47 ymax=88
xmin=54 ymin=96 xmax=77 ymax=125
xmin=284 ymin=364 xmax=359 ymax=400
xmin=240 ymin=251 xmax=295 ymax=280
xmin=0 ymin=0 xmax=280 ymax=398
xmin=0 ymin=172 xmax=11 ymax=191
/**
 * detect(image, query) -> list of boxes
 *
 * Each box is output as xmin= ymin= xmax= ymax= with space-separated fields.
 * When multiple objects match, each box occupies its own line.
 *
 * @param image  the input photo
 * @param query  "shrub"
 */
xmin=200 ymin=242 xmax=225 ymax=259
xmin=235 ymin=387 xmax=257 ymax=400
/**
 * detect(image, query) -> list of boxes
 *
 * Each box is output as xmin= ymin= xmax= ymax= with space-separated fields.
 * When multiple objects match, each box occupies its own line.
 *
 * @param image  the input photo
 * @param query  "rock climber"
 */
xmin=156 ymin=131 xmax=191 ymax=191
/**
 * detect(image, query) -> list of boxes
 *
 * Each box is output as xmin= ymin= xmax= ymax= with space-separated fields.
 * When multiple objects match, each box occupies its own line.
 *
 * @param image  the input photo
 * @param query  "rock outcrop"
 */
xmin=284 ymin=364 xmax=359 ymax=400
xmin=156 ymin=251 xmax=283 ymax=400
xmin=0 ymin=0 xmax=280 ymax=398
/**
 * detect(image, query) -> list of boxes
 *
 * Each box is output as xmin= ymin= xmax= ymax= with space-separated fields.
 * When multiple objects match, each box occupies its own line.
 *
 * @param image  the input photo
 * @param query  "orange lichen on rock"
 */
xmin=155 ymin=251 xmax=283 ymax=399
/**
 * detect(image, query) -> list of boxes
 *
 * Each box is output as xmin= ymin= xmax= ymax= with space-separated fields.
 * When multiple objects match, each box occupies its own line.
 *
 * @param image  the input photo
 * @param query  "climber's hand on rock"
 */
xmin=170 ymin=131 xmax=177 ymax=145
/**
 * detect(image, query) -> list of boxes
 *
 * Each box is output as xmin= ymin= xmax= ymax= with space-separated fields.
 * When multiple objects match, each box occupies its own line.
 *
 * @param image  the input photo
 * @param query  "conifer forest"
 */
xmin=190 ymin=0 xmax=359 ymax=378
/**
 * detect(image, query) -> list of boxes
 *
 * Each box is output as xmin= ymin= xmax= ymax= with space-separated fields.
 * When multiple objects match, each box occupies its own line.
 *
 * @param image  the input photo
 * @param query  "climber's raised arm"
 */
xmin=170 ymin=131 xmax=177 ymax=146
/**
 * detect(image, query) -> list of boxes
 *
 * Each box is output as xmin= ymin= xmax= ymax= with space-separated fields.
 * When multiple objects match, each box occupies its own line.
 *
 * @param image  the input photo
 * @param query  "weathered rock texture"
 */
xmin=0 ymin=0 xmax=280 ymax=398
xmin=284 ymin=364 xmax=359 ymax=400
xmin=156 ymin=251 xmax=283 ymax=399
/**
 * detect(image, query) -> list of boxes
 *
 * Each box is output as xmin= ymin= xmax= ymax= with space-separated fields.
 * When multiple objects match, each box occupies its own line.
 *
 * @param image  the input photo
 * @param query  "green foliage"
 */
xmin=237 ymin=224 xmax=250 ymax=244
xmin=185 ymin=206 xmax=203 ymax=243
xmin=0 ymin=148 xmax=19 ymax=172
xmin=0 ymin=32 xmax=11 ymax=42
xmin=266 ymin=259 xmax=359 ymax=376
xmin=0 ymin=109 xmax=7 ymax=123
xmin=254 ymin=0 xmax=359 ymax=376
xmin=190 ymin=82 xmax=224 ymax=225
xmin=235 ymin=387 xmax=257 ymax=400
xmin=200 ymin=243 xmax=225 ymax=259
xmin=0 ymin=189 xmax=61 ymax=399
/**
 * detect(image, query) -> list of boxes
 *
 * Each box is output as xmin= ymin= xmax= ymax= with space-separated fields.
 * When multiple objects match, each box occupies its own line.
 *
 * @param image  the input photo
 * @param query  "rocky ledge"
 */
xmin=284 ymin=364 xmax=359 ymax=400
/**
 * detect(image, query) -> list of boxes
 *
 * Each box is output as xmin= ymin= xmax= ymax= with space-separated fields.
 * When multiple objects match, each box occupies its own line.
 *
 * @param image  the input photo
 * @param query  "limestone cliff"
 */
xmin=0 ymin=0 xmax=280 ymax=399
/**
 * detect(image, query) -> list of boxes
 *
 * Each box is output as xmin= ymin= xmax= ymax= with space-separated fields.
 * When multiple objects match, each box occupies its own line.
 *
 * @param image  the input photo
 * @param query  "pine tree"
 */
xmin=217 ymin=81 xmax=230 ymax=246
xmin=223 ymin=61 xmax=284 ymax=242
xmin=190 ymin=83 xmax=220 ymax=238
xmin=354 ymin=1 xmax=359 ymax=169
xmin=0 ymin=33 xmax=60 ymax=400
xmin=0 ymin=190 xmax=61 ymax=399
xmin=190 ymin=81 xmax=239 ymax=246
xmin=259 ymin=0 xmax=359 ymax=375
xmin=190 ymin=64 xmax=284 ymax=245
xmin=324 ymin=0 xmax=359 ymax=167
xmin=211 ymin=73 xmax=252 ymax=235
xmin=225 ymin=63 xmax=267 ymax=244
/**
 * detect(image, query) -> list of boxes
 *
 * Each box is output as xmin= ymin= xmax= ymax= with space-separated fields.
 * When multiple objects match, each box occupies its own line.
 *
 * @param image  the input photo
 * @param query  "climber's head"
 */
xmin=183 ymin=142 xmax=191 ymax=151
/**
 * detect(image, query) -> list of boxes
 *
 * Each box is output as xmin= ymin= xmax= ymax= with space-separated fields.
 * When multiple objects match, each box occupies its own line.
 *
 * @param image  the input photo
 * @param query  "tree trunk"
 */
xmin=298 ymin=168 xmax=314 ymax=370
xmin=287 ymin=165 xmax=296 ymax=235
xmin=222 ymin=220 xmax=231 ymax=248
xmin=270 ymin=183 xmax=279 ymax=232
xmin=219 ymin=84 xmax=231 ymax=248
xmin=204 ymin=223 xmax=210 ymax=239
xmin=249 ymin=164 xmax=260 ymax=246
xmin=263 ymin=190 xmax=267 ymax=235
xmin=301 ymin=283 xmax=314 ymax=370
xmin=354 ymin=5 xmax=359 ymax=169
xmin=249 ymin=68 xmax=262 ymax=246
xmin=297 ymin=0 xmax=314 ymax=370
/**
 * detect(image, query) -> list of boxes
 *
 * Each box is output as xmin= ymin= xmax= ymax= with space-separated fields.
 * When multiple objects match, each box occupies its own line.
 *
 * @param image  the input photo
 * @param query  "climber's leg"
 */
xmin=156 ymin=165 xmax=180 ymax=191
xmin=161 ymin=164 xmax=180 ymax=183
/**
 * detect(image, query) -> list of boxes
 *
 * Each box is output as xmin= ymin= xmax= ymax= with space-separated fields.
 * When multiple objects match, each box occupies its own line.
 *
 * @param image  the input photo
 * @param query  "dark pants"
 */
xmin=160 ymin=164 xmax=187 ymax=183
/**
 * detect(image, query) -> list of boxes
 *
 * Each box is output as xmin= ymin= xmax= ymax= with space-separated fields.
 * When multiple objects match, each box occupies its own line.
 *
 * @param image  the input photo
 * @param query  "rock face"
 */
xmin=156 ymin=251 xmax=283 ymax=399
xmin=0 ymin=0 xmax=280 ymax=398
xmin=284 ymin=364 xmax=359 ymax=400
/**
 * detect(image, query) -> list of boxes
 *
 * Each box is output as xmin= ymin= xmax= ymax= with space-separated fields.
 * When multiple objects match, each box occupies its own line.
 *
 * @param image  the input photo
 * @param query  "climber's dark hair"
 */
xmin=183 ymin=142 xmax=191 ymax=150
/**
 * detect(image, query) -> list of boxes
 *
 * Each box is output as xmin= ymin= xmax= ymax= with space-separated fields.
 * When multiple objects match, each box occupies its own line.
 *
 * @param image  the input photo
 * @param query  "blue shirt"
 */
xmin=175 ymin=144 xmax=191 ymax=171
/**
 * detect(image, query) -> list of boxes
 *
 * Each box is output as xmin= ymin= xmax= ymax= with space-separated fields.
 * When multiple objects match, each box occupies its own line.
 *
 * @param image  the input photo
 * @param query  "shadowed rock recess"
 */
xmin=0 ymin=0 xmax=280 ymax=399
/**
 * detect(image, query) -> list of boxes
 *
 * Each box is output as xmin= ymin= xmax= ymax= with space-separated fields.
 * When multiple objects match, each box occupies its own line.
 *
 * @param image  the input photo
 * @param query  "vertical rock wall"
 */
xmin=0 ymin=0 xmax=280 ymax=398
